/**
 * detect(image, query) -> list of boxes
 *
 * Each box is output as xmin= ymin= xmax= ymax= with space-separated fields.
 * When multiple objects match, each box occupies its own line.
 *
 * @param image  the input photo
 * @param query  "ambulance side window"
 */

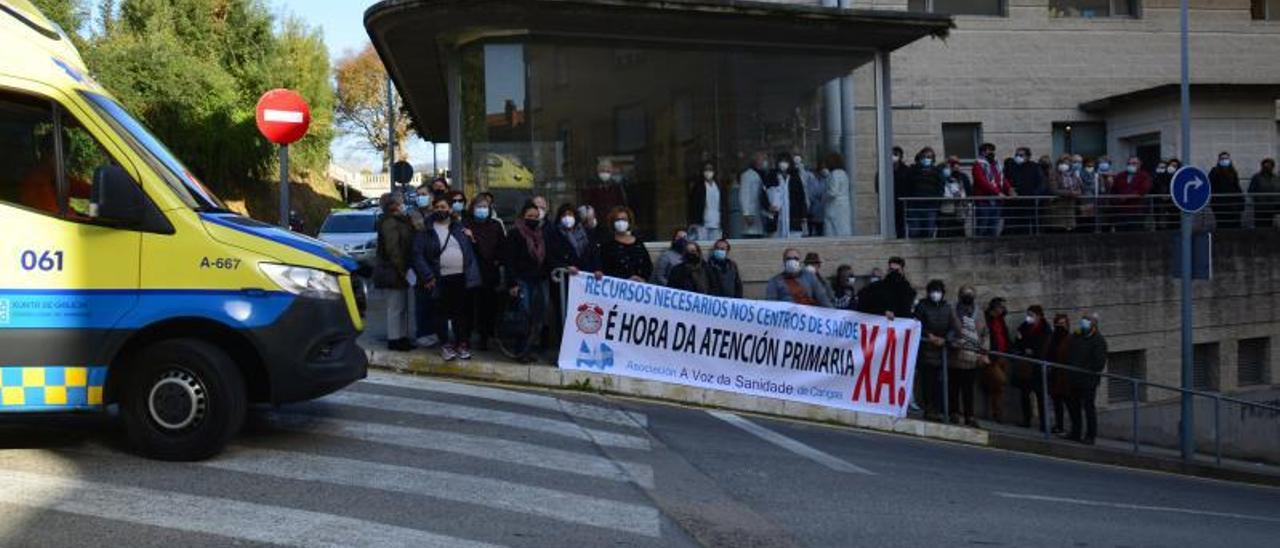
xmin=0 ymin=90 xmax=58 ymax=215
xmin=0 ymin=89 xmax=118 ymax=220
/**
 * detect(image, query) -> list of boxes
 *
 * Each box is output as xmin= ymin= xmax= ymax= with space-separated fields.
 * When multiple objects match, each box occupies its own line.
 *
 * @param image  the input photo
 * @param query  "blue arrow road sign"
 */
xmin=1170 ymin=166 xmax=1211 ymax=213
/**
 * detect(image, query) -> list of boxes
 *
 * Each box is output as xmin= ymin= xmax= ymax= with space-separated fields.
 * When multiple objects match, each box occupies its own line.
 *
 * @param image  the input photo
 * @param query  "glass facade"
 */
xmin=457 ymin=40 xmax=880 ymax=240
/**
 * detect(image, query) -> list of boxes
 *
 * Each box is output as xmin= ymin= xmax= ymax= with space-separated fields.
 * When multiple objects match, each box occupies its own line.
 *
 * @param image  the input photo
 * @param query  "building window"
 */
xmin=1237 ymin=338 xmax=1270 ymax=387
xmin=1050 ymin=0 xmax=1138 ymax=18
xmin=1254 ymin=0 xmax=1280 ymax=20
xmin=908 ymin=0 xmax=1004 ymax=16
xmin=942 ymin=123 xmax=982 ymax=161
xmin=1052 ymin=122 xmax=1107 ymax=160
xmin=1107 ymin=351 xmax=1146 ymax=403
xmin=1193 ymin=343 xmax=1220 ymax=391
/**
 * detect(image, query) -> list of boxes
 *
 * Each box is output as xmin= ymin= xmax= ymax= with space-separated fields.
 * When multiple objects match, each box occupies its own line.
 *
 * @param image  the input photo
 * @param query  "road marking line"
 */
xmin=265 ymin=413 xmax=654 ymax=487
xmin=203 ymin=446 xmax=661 ymax=537
xmin=0 ymin=469 xmax=500 ymax=547
xmin=360 ymin=374 xmax=650 ymax=427
xmin=708 ymin=411 xmax=875 ymax=475
xmin=993 ymin=492 xmax=1280 ymax=524
xmin=321 ymin=390 xmax=650 ymax=450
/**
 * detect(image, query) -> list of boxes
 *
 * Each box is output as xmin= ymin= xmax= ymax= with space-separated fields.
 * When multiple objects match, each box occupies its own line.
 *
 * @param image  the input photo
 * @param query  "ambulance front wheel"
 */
xmin=121 ymin=338 xmax=247 ymax=461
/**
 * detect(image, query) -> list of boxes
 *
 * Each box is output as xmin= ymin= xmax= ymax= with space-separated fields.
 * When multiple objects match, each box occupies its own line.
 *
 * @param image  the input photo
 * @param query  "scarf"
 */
xmin=515 ymin=220 xmax=546 ymax=266
xmin=988 ymin=313 xmax=1009 ymax=352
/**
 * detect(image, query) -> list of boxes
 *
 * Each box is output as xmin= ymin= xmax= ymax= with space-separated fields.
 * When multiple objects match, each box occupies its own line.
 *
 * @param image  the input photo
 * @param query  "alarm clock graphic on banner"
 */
xmin=575 ymin=303 xmax=604 ymax=334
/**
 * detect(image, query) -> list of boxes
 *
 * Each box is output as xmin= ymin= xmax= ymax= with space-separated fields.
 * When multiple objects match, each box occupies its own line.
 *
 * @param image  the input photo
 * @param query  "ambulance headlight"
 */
xmin=260 ymin=264 xmax=342 ymax=300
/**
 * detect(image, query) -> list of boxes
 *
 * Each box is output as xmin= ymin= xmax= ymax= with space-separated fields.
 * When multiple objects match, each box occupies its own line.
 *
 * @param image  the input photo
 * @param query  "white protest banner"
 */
xmin=557 ymin=275 xmax=922 ymax=418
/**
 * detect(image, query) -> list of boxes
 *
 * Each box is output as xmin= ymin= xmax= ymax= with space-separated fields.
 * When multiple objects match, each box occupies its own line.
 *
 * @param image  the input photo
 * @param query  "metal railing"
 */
xmin=935 ymin=339 xmax=1280 ymax=466
xmin=899 ymin=192 xmax=1280 ymax=238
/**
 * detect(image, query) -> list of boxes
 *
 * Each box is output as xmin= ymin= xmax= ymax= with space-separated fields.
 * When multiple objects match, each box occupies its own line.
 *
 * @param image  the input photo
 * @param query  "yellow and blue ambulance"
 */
xmin=0 ymin=0 xmax=366 ymax=460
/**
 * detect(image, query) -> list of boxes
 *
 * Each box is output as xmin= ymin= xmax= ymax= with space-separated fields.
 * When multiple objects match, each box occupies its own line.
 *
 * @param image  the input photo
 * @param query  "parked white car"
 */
xmin=318 ymin=209 xmax=379 ymax=265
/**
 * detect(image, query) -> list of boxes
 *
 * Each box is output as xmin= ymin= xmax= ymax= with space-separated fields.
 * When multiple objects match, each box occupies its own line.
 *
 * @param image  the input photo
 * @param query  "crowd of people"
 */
xmin=374 ymin=180 xmax=1111 ymax=441
xmin=886 ymin=145 xmax=1280 ymax=237
xmin=372 ymin=179 xmax=747 ymax=363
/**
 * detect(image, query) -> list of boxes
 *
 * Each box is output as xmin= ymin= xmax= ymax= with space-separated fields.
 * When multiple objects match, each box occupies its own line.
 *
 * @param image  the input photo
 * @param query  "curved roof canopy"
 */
xmin=365 ymin=0 xmax=952 ymax=139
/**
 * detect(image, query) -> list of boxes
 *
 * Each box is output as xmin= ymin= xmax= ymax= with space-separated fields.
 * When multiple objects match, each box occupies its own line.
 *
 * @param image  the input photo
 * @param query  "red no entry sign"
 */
xmin=255 ymin=89 xmax=311 ymax=145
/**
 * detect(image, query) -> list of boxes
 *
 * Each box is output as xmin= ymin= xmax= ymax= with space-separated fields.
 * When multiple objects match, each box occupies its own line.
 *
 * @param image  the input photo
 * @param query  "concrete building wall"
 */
xmin=1103 ymin=93 xmax=1279 ymax=167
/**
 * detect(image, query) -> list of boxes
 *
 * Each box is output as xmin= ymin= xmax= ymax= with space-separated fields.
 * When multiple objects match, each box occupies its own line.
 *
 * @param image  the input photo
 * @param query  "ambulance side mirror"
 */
xmin=91 ymin=165 xmax=146 ymax=226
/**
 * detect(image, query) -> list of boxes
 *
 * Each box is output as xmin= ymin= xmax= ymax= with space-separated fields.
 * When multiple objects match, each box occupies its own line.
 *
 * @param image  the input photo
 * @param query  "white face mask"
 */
xmin=703 ymin=170 xmax=715 ymax=181
xmin=784 ymin=259 xmax=801 ymax=274
xmin=561 ymin=216 xmax=576 ymax=229
xmin=929 ymin=291 xmax=942 ymax=303
xmin=1085 ymin=166 xmax=1096 ymax=174
xmin=613 ymin=219 xmax=630 ymax=233
xmin=777 ymin=162 xmax=791 ymax=173
xmin=793 ymin=156 xmax=803 ymax=168
xmin=1058 ymin=164 xmax=1070 ymax=173
xmin=804 ymin=264 xmax=817 ymax=274
xmin=847 ymin=276 xmax=857 ymax=286
xmin=942 ymin=167 xmax=953 ymax=178
xmin=536 ymin=208 xmax=546 ymax=220
xmin=598 ymin=171 xmax=612 ymax=182
xmin=1026 ymin=314 xmax=1037 ymax=325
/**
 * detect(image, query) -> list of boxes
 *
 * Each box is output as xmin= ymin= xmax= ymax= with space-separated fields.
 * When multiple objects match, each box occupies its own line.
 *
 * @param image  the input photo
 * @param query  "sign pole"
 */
xmin=387 ymin=75 xmax=396 ymax=194
xmin=279 ymin=144 xmax=290 ymax=228
xmin=1178 ymin=0 xmax=1194 ymax=461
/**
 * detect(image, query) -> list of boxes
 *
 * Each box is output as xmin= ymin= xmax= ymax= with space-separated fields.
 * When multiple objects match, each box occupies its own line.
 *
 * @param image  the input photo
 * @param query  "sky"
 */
xmin=272 ymin=0 xmax=447 ymax=173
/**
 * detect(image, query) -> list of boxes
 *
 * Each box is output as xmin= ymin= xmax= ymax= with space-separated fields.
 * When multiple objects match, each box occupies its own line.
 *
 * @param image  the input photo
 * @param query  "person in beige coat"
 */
xmin=1047 ymin=154 xmax=1084 ymax=233
xmin=949 ymin=285 xmax=987 ymax=426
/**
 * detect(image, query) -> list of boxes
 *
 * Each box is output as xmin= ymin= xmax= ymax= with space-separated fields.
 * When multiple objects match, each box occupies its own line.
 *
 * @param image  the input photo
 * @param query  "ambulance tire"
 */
xmin=121 ymin=338 xmax=247 ymax=461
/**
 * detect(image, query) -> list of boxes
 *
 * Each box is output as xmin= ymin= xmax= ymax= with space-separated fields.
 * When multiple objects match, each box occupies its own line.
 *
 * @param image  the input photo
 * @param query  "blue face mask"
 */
xmin=1098 ymin=162 xmax=1112 ymax=173
xmin=1080 ymin=318 xmax=1093 ymax=332
xmin=451 ymin=201 xmax=465 ymax=213
xmin=473 ymin=206 xmax=490 ymax=220
xmin=1126 ymin=165 xmax=1138 ymax=174
xmin=922 ymin=158 xmax=934 ymax=168
xmin=1219 ymin=159 xmax=1232 ymax=168
xmin=942 ymin=167 xmax=952 ymax=178
xmin=415 ymin=195 xmax=430 ymax=208
xmin=711 ymin=249 xmax=727 ymax=261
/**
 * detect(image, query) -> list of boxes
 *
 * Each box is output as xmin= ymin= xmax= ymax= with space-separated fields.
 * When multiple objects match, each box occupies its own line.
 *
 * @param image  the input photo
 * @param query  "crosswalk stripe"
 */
xmin=0 ymin=469 xmax=501 ymax=548
xmin=203 ymin=446 xmax=662 ymax=537
xmin=321 ymin=390 xmax=650 ymax=450
xmin=362 ymin=373 xmax=649 ymax=428
xmin=265 ymin=413 xmax=655 ymax=488
xmin=708 ymin=411 xmax=875 ymax=475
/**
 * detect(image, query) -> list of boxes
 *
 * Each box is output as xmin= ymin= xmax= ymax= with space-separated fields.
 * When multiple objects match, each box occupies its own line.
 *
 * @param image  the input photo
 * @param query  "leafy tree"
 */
xmin=334 ymin=44 xmax=410 ymax=170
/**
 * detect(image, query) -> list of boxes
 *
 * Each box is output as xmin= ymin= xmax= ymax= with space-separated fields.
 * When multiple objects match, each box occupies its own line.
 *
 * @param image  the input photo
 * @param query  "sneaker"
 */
xmin=441 ymin=344 xmax=458 ymax=360
xmin=457 ymin=342 xmax=472 ymax=360
xmin=416 ymin=335 xmax=440 ymax=348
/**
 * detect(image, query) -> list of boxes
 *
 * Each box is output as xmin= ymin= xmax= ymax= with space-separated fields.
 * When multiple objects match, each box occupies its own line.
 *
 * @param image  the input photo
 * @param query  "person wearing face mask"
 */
xmin=499 ymin=202 xmax=551 ymax=363
xmin=821 ymin=153 xmax=853 ymax=237
xmin=706 ymin=239 xmax=743 ymax=299
xmin=855 ymin=257 xmax=916 ymax=320
xmin=401 ymin=189 xmax=440 ymax=347
xmin=1209 ymin=151 xmax=1245 ymax=229
xmin=937 ymin=156 xmax=971 ymax=238
xmin=1153 ymin=158 xmax=1182 ymax=231
xmin=831 ymin=264 xmax=857 ymax=311
xmin=765 ymin=249 xmax=833 ymax=307
xmin=906 ymin=147 xmax=944 ymax=238
xmin=667 ymin=241 xmax=722 ymax=296
xmin=687 ymin=161 xmax=725 ymax=242
xmin=429 ymin=178 xmax=450 ymax=200
xmin=1077 ymin=158 xmax=1101 ymax=232
xmin=1248 ymin=158 xmax=1280 ymax=228
xmin=950 ymin=286 xmax=986 ymax=427
xmin=879 ymin=146 xmax=911 ymax=238
xmin=1004 ymin=147 xmax=1045 ymax=235
xmin=912 ymin=280 xmax=961 ymax=422
xmin=972 ymin=143 xmax=1013 ymax=237
xmin=1108 ymin=156 xmax=1152 ymax=232
xmin=412 ymin=196 xmax=484 ymax=361
xmin=981 ymin=297 xmax=1012 ymax=424
xmin=583 ymin=159 xmax=627 ymax=223
xmin=1066 ymin=311 xmax=1108 ymax=445
xmin=373 ymin=193 xmax=418 ymax=351
xmin=793 ymin=153 xmax=824 ymax=236
xmin=1047 ymin=313 xmax=1073 ymax=435
xmin=760 ymin=152 xmax=808 ymax=239
xmin=738 ymin=151 xmax=769 ymax=238
xmin=599 ymin=206 xmax=653 ymax=282
xmin=1047 ymin=154 xmax=1084 ymax=233
xmin=1012 ymin=305 xmax=1051 ymax=432
xmin=576 ymin=204 xmax=606 ymax=246
xmin=465 ymin=195 xmax=506 ymax=351
xmin=447 ymin=191 xmax=468 ymax=221
xmin=651 ymin=229 xmax=688 ymax=286
xmin=802 ymin=253 xmax=835 ymax=305
xmin=546 ymin=203 xmax=603 ymax=345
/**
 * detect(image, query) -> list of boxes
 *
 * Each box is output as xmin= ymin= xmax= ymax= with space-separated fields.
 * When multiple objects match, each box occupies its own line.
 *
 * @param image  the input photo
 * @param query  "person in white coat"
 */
xmin=738 ymin=151 xmax=769 ymax=238
xmin=822 ymin=153 xmax=853 ymax=236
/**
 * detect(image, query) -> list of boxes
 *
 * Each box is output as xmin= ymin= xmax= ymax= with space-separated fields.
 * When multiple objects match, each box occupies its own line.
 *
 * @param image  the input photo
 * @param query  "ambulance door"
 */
xmin=0 ymin=85 xmax=141 ymax=409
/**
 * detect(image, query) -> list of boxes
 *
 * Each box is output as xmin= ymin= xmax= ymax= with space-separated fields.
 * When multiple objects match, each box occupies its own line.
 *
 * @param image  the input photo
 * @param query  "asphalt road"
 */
xmin=1 ymin=370 xmax=1277 ymax=547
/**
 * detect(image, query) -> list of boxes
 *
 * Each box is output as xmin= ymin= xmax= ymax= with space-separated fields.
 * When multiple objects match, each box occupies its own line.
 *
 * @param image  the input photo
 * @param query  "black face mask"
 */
xmin=960 ymin=294 xmax=975 ymax=305
xmin=684 ymin=253 xmax=701 ymax=263
xmin=430 ymin=211 xmax=450 ymax=222
xmin=524 ymin=219 xmax=540 ymax=229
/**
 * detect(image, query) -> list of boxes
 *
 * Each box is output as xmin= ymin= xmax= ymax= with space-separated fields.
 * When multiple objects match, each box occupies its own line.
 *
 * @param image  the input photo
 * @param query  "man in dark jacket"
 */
xmin=857 ymin=257 xmax=916 ymax=320
xmin=668 ymin=241 xmax=723 ymax=296
xmin=707 ymin=239 xmax=743 ymax=299
xmin=1013 ymin=305 xmax=1051 ymax=431
xmin=1066 ymin=311 xmax=1108 ymax=444
xmin=1209 ymin=151 xmax=1244 ymax=229
xmin=912 ymin=279 xmax=960 ymax=421
xmin=906 ymin=147 xmax=944 ymax=238
xmin=1248 ymin=158 xmax=1280 ymax=228
xmin=1004 ymin=147 xmax=1045 ymax=235
xmin=374 ymin=193 xmax=418 ymax=351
